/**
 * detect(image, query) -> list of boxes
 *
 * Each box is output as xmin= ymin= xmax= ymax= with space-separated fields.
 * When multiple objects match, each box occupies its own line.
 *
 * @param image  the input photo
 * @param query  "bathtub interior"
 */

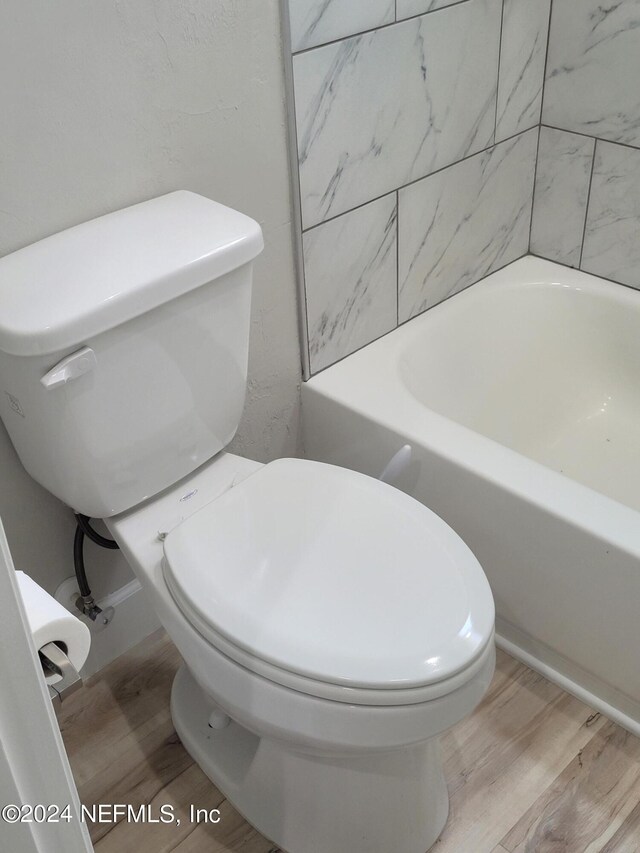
xmin=398 ymin=277 xmax=640 ymax=512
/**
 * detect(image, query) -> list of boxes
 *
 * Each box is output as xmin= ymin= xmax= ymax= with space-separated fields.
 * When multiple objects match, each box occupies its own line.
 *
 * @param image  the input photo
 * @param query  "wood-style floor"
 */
xmin=58 ymin=630 xmax=640 ymax=853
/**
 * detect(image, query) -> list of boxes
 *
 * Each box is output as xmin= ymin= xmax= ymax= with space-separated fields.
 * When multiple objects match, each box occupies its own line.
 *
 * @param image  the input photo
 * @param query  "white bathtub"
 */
xmin=302 ymin=256 xmax=640 ymax=734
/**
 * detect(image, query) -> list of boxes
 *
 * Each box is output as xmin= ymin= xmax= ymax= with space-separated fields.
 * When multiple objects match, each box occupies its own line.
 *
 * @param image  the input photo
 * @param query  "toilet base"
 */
xmin=170 ymin=664 xmax=449 ymax=853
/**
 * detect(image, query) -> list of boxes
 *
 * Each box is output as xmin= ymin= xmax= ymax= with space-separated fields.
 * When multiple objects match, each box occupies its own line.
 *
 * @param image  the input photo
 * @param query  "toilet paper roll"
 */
xmin=16 ymin=571 xmax=91 ymax=680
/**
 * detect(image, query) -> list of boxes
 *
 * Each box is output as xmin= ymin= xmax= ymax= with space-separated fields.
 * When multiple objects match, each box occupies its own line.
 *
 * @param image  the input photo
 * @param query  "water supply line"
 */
xmin=73 ymin=513 xmax=118 ymax=624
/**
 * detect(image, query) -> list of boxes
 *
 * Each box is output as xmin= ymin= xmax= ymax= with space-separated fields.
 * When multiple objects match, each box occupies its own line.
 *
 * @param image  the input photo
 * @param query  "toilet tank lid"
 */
xmin=0 ymin=191 xmax=264 ymax=357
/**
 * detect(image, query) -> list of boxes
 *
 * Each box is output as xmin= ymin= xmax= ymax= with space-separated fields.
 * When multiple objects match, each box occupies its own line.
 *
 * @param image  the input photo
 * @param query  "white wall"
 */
xmin=0 ymin=0 xmax=302 ymax=596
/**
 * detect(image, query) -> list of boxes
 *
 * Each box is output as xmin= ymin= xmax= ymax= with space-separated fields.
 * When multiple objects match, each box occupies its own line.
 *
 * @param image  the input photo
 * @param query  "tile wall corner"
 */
xmin=283 ymin=0 xmax=556 ymax=375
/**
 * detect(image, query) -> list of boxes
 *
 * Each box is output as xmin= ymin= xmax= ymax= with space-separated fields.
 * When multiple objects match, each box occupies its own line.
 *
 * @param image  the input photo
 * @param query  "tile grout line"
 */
xmin=493 ymin=0 xmax=506 ymax=144
xmin=538 ymin=0 xmax=554 ymax=131
xmin=292 ymin=0 xmax=473 ymax=56
xmin=301 ymin=125 xmax=539 ymax=235
xmin=395 ymin=190 xmax=400 ymax=327
xmin=578 ymin=140 xmax=598 ymax=271
xmin=528 ymin=247 xmax=640 ymax=295
xmin=529 ymin=126 xmax=543 ymax=253
xmin=529 ymin=0 xmax=554 ymax=252
xmin=540 ymin=121 xmax=640 ymax=155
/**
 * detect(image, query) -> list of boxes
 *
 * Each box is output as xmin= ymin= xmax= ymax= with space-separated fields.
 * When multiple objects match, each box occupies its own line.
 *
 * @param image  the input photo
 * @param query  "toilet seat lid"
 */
xmin=162 ymin=459 xmax=494 ymax=690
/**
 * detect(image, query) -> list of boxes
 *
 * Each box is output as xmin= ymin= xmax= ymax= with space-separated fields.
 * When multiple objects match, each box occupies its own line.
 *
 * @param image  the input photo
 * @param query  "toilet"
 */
xmin=0 ymin=192 xmax=495 ymax=853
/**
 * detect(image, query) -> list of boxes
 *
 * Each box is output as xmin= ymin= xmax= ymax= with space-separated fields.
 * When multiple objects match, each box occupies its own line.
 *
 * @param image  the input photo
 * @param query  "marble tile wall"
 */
xmin=399 ymin=129 xmax=538 ymax=321
xmin=530 ymin=128 xmax=595 ymax=269
xmin=304 ymin=195 xmax=397 ymax=373
xmin=582 ymin=142 xmax=640 ymax=287
xmin=289 ymin=0 xmax=394 ymax=52
xmin=496 ymin=0 xmax=551 ymax=142
xmin=293 ymin=1 xmax=501 ymax=229
xmin=284 ymin=0 xmax=549 ymax=374
xmin=531 ymin=0 xmax=640 ymax=289
xmin=396 ymin=0 xmax=461 ymax=19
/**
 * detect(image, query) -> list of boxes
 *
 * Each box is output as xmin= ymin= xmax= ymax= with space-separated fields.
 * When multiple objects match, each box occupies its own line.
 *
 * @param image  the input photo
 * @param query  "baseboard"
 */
xmin=55 ymin=576 xmax=161 ymax=678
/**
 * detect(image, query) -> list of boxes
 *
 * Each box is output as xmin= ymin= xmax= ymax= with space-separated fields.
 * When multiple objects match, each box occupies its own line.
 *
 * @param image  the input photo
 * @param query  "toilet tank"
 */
xmin=0 ymin=192 xmax=263 ymax=518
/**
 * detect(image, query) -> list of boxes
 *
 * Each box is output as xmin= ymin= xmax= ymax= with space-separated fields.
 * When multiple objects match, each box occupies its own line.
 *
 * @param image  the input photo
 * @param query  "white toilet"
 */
xmin=0 ymin=192 xmax=495 ymax=853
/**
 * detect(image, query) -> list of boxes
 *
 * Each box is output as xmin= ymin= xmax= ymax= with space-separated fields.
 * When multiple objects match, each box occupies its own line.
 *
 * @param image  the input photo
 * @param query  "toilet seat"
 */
xmin=162 ymin=458 xmax=494 ymax=705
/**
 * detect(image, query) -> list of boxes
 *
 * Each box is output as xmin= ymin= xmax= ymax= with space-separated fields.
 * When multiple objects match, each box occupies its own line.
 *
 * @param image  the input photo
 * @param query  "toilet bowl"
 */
xmin=107 ymin=451 xmax=495 ymax=853
xmin=0 ymin=192 xmax=496 ymax=853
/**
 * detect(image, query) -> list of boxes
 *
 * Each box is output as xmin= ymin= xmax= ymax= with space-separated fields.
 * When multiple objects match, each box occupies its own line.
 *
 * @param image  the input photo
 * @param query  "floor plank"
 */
xmin=59 ymin=631 xmax=640 ymax=853
xmin=170 ymin=798 xmax=282 ymax=853
xmin=95 ymin=762 xmax=226 ymax=853
xmin=599 ymin=800 xmax=640 ymax=853
xmin=501 ymin=721 xmax=640 ymax=853
xmin=59 ymin=630 xmax=182 ymax=787
xmin=81 ymin=722 xmax=193 ymax=845
xmin=435 ymin=653 xmax=606 ymax=852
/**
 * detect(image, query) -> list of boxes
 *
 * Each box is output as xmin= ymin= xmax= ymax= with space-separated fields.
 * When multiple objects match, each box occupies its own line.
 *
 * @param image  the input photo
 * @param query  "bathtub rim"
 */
xmin=304 ymin=255 xmax=640 ymax=561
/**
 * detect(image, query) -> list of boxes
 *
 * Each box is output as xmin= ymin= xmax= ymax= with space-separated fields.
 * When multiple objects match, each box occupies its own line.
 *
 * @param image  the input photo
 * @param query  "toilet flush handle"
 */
xmin=40 ymin=347 xmax=97 ymax=389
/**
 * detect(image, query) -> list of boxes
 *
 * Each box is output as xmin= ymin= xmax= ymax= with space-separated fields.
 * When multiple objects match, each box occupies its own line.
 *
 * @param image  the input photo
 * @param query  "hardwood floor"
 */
xmin=58 ymin=630 xmax=640 ymax=852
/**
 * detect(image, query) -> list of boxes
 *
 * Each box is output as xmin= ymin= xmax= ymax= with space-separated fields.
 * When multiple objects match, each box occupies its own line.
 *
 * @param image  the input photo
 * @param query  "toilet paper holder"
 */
xmin=38 ymin=642 xmax=83 ymax=707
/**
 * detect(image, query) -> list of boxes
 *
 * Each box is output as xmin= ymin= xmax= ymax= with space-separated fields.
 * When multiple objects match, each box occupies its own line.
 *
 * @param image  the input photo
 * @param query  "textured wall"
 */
xmin=0 ymin=0 xmax=302 ymax=595
xmin=285 ymin=0 xmax=550 ymax=374
xmin=532 ymin=0 xmax=640 ymax=287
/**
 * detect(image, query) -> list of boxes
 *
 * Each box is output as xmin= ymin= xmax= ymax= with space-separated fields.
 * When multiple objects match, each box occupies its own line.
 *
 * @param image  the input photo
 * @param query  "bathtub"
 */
xmin=302 ymin=256 xmax=640 ymax=734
